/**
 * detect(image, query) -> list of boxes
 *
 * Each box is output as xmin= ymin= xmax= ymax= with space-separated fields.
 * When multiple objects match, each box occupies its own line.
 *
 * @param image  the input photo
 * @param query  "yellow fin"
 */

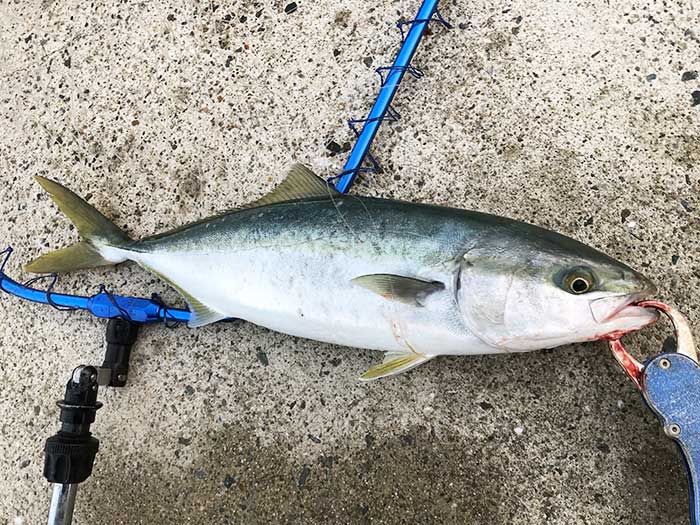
xmin=145 ymin=266 xmax=227 ymax=328
xmin=181 ymin=289 xmax=228 ymax=328
xmin=25 ymin=242 xmax=114 ymax=274
xmin=352 ymin=274 xmax=445 ymax=306
xmin=26 ymin=177 xmax=131 ymax=274
xmin=360 ymin=352 xmax=434 ymax=381
xmin=242 ymin=163 xmax=339 ymax=209
xmin=34 ymin=176 xmax=129 ymax=245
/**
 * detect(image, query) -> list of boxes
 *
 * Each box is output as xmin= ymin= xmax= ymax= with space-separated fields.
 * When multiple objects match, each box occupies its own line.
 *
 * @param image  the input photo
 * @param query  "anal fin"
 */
xmin=360 ymin=351 xmax=434 ymax=381
xmin=182 ymin=290 xmax=229 ymax=328
xmin=144 ymin=265 xmax=228 ymax=328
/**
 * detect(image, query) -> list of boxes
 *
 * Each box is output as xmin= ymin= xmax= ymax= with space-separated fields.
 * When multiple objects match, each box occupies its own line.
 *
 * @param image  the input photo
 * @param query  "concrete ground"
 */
xmin=1 ymin=0 xmax=699 ymax=523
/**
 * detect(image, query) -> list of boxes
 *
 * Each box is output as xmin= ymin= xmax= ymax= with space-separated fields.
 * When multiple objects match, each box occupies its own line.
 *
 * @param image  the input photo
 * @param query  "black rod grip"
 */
xmin=102 ymin=318 xmax=139 ymax=387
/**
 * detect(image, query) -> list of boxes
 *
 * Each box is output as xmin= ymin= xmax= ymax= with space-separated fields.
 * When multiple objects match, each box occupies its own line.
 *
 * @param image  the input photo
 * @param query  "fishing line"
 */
xmin=397 ymin=10 xmax=451 ymax=43
xmin=96 ymin=284 xmax=134 ymax=322
xmin=0 ymin=245 xmax=13 ymax=274
xmin=149 ymin=292 xmax=183 ymax=328
xmin=0 ymin=247 xmax=76 ymax=312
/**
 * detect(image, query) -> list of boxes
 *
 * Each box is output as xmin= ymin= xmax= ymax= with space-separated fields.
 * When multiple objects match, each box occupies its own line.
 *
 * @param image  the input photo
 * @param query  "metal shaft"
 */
xmin=48 ymin=484 xmax=77 ymax=525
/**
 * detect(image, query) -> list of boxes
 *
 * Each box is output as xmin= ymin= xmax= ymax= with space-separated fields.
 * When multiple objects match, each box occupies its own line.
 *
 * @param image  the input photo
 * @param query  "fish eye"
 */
xmin=569 ymin=276 xmax=591 ymax=294
xmin=559 ymin=267 xmax=596 ymax=295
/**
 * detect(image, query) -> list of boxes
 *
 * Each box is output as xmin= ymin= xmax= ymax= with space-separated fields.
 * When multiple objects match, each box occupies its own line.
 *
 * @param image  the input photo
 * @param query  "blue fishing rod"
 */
xmin=333 ymin=3 xmax=450 ymax=192
xmin=3 ymin=2 xmax=699 ymax=524
xmin=0 ymin=0 xmax=449 ymax=326
xmin=6 ymin=2 xmax=451 ymax=524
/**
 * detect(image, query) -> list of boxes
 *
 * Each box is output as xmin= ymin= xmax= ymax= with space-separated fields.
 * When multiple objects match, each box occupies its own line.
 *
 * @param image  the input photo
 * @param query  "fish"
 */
xmin=25 ymin=164 xmax=658 ymax=380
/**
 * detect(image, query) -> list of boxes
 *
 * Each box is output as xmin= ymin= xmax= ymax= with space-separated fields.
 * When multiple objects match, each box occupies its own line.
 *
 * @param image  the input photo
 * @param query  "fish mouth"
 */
xmin=590 ymin=293 xmax=643 ymax=323
xmin=590 ymin=291 xmax=660 ymax=338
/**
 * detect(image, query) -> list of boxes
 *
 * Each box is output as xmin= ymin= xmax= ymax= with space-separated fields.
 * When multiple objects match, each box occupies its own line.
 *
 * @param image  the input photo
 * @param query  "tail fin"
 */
xmin=25 ymin=176 xmax=132 ymax=274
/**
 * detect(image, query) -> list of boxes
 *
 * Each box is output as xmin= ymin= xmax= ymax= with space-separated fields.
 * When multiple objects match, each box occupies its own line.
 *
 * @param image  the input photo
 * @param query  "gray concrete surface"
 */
xmin=1 ymin=0 xmax=699 ymax=523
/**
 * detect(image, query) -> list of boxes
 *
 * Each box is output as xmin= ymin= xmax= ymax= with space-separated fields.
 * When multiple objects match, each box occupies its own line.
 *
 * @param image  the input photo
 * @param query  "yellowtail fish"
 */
xmin=26 ymin=165 xmax=658 ymax=380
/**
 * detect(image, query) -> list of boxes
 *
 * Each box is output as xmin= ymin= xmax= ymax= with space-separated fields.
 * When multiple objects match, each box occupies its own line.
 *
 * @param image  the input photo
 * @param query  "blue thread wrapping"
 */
xmin=96 ymin=284 xmax=133 ymax=322
xmin=0 ymin=246 xmax=13 ymax=274
xmin=327 ymin=105 xmax=402 ymax=184
xmin=328 ymin=8 xmax=451 ymax=186
xmin=149 ymin=293 xmax=183 ymax=328
xmin=0 ymin=246 xmax=92 ymax=310
xmin=1 ymin=247 xmax=76 ymax=312
xmin=375 ymin=65 xmax=425 ymax=84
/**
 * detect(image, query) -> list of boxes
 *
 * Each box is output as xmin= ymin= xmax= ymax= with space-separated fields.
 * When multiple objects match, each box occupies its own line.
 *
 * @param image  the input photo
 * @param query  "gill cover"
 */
xmin=457 ymin=248 xmax=596 ymax=352
xmin=457 ymin=249 xmax=515 ymax=350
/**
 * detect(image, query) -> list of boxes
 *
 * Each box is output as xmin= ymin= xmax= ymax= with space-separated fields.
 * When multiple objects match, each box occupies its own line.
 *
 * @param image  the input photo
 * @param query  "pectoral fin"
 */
xmin=360 ymin=351 xmax=434 ymax=381
xmin=352 ymin=274 xmax=445 ymax=306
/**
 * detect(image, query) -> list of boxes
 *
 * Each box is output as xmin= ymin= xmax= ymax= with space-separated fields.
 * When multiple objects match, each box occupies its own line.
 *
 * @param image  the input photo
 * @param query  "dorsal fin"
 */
xmin=242 ymin=163 xmax=340 ymax=209
xmin=139 ymin=163 xmax=341 ymax=242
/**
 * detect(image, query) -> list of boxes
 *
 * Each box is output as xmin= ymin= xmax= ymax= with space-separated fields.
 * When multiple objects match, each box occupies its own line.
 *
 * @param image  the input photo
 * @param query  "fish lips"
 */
xmin=589 ymin=293 xmax=659 ymax=329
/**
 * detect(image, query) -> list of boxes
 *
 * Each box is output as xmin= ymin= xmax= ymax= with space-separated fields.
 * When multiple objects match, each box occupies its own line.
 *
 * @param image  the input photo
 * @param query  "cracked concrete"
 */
xmin=1 ymin=0 xmax=699 ymax=523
